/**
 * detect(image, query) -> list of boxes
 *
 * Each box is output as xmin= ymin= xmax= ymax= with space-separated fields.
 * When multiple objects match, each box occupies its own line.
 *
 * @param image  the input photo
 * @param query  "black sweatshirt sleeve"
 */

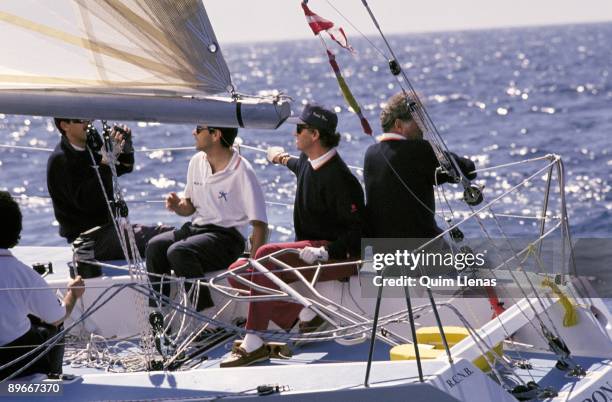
xmin=116 ymin=152 xmax=134 ymax=176
xmin=326 ymin=174 xmax=365 ymax=259
xmin=286 ymin=153 xmax=305 ymax=175
xmin=452 ymin=152 xmax=477 ymax=180
xmin=433 ymin=151 xmax=477 ymax=184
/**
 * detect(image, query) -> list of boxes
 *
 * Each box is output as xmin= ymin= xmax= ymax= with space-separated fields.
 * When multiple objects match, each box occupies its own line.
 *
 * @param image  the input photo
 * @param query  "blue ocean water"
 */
xmin=0 ymin=22 xmax=610 ymax=249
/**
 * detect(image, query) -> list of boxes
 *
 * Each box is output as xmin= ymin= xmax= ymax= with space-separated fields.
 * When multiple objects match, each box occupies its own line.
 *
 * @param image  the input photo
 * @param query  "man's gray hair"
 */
xmin=380 ymin=92 xmax=414 ymax=133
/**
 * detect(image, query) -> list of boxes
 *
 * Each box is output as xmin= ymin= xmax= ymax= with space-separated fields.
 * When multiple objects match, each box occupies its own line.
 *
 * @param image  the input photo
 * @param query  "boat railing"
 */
xmin=208 ymin=248 xmax=410 ymax=346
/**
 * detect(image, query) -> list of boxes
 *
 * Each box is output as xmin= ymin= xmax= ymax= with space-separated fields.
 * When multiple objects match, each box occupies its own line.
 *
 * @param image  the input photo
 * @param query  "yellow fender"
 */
xmin=390 ymin=327 xmax=503 ymax=372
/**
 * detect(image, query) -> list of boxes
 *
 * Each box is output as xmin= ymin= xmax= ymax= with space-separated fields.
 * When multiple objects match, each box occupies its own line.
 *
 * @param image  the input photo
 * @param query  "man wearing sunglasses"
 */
xmin=47 ymin=118 xmax=171 ymax=261
xmin=145 ymin=125 xmax=267 ymax=313
xmin=222 ymin=104 xmax=364 ymax=367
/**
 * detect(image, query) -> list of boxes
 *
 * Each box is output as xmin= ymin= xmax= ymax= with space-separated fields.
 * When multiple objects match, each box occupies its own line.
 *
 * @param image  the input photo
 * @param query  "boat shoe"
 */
xmin=220 ymin=344 xmax=270 ymax=368
xmin=298 ymin=315 xmax=327 ymax=334
xmin=294 ymin=315 xmax=329 ymax=347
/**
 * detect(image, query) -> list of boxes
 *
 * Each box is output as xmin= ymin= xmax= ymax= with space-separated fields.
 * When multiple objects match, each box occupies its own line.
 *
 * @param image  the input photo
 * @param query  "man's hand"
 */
xmin=109 ymin=127 xmax=125 ymax=157
xmin=299 ymin=246 xmax=329 ymax=264
xmin=101 ymin=126 xmax=126 ymax=164
xmin=165 ymin=192 xmax=181 ymax=212
xmin=266 ymin=146 xmax=288 ymax=164
xmin=113 ymin=125 xmax=134 ymax=154
xmin=68 ymin=276 xmax=85 ymax=298
xmin=53 ymin=275 xmax=85 ymax=326
xmin=164 ymin=192 xmax=195 ymax=216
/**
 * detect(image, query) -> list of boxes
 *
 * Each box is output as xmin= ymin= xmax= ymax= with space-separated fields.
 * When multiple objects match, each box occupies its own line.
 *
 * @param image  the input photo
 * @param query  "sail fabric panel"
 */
xmin=0 ymin=0 xmax=233 ymax=95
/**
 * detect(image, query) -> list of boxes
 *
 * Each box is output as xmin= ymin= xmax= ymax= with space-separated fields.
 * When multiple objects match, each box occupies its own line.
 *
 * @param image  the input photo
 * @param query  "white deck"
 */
xmin=8 ymin=246 xmax=612 ymax=401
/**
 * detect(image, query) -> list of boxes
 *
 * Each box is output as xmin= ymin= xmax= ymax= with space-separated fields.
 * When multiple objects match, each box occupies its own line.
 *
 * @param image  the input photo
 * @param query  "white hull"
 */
xmin=11 ymin=246 xmax=612 ymax=402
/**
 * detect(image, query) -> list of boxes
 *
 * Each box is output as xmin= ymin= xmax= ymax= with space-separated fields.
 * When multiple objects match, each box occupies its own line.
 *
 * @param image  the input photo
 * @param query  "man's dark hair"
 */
xmin=0 ymin=191 xmax=22 ymax=248
xmin=380 ymin=92 xmax=414 ymax=133
xmin=317 ymin=127 xmax=341 ymax=149
xmin=215 ymin=127 xmax=238 ymax=148
xmin=54 ymin=118 xmax=69 ymax=136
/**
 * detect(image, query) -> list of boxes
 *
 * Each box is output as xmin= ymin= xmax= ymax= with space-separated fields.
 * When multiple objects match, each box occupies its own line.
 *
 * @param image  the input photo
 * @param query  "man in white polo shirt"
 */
xmin=0 ymin=191 xmax=85 ymax=380
xmin=145 ymin=125 xmax=267 ymax=312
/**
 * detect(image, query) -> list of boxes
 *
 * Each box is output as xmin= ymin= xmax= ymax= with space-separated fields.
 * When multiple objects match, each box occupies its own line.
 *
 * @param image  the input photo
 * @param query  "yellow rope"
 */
xmin=541 ymin=277 xmax=579 ymax=327
xmin=524 ymin=243 xmax=579 ymax=327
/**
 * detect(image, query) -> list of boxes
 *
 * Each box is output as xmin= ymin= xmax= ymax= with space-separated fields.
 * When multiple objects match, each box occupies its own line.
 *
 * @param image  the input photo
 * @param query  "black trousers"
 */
xmin=145 ymin=223 xmax=245 ymax=311
xmin=0 ymin=318 xmax=63 ymax=381
xmin=86 ymin=222 xmax=173 ymax=261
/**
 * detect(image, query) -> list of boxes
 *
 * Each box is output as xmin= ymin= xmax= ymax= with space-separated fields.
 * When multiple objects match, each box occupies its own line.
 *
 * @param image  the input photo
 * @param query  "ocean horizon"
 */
xmin=1 ymin=22 xmax=610 ymax=250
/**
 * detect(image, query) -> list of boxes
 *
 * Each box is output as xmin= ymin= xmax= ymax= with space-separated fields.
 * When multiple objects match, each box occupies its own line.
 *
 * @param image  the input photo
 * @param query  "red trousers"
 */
xmin=227 ymin=241 xmax=359 ymax=331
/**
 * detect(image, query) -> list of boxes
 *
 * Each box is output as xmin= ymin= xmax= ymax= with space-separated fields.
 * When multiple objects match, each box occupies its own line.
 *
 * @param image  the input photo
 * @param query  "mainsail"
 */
xmin=0 ymin=0 xmax=290 ymax=128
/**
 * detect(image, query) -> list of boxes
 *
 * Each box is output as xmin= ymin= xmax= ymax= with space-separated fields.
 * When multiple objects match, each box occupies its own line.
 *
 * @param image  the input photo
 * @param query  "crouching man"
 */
xmin=0 ymin=191 xmax=85 ymax=380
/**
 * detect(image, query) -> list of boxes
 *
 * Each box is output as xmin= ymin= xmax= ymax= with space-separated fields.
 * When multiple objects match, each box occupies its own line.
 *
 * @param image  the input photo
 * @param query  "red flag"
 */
xmin=301 ymin=2 xmax=354 ymax=53
xmin=302 ymin=2 xmax=334 ymax=34
xmin=300 ymin=2 xmax=370 ymax=135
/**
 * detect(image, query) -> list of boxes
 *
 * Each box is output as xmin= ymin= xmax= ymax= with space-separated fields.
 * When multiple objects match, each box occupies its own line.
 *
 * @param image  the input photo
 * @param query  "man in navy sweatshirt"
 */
xmin=222 ymin=104 xmax=365 ymax=367
xmin=364 ymin=92 xmax=477 ymax=239
xmin=47 ymin=118 xmax=171 ymax=261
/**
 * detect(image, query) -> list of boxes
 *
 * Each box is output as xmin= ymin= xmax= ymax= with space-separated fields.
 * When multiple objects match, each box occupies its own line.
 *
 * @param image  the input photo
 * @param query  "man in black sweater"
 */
xmin=363 ymin=94 xmax=508 ymax=316
xmin=222 ymin=104 xmax=365 ymax=367
xmin=364 ymin=93 xmax=476 ymax=239
xmin=47 ymin=118 xmax=171 ymax=261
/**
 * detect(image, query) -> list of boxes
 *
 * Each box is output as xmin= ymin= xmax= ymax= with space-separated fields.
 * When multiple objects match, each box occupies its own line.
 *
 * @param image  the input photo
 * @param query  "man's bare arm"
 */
xmin=249 ymin=220 xmax=268 ymax=258
xmin=52 ymin=276 xmax=85 ymax=326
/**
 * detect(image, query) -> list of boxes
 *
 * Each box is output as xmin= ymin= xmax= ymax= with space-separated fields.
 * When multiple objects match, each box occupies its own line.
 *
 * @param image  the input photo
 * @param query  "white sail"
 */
xmin=0 ymin=0 xmax=290 ymax=128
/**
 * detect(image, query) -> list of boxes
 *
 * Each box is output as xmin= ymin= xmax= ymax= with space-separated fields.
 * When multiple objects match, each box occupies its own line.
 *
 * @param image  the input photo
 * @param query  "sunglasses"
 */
xmin=69 ymin=119 xmax=89 ymax=124
xmin=196 ymin=125 xmax=218 ymax=134
xmin=296 ymin=124 xmax=312 ymax=134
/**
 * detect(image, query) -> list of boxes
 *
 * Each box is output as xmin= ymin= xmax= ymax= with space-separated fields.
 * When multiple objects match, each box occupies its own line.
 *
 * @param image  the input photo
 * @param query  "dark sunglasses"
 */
xmin=196 ymin=125 xmax=218 ymax=134
xmin=69 ymin=119 xmax=89 ymax=124
xmin=296 ymin=124 xmax=312 ymax=134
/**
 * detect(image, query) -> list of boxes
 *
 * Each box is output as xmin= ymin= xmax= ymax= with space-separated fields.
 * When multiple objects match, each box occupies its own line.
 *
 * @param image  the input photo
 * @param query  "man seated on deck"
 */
xmin=363 ymin=92 xmax=477 ymax=239
xmin=0 ymin=191 xmax=85 ymax=381
xmin=47 ymin=118 xmax=172 ymax=261
xmin=145 ymin=125 xmax=268 ymax=313
xmin=221 ymin=104 xmax=365 ymax=368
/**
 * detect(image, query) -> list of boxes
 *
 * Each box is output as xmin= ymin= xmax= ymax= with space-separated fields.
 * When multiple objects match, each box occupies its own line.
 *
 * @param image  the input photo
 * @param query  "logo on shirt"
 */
xmin=351 ymin=203 xmax=358 ymax=213
xmin=194 ymin=181 xmax=203 ymax=186
xmin=218 ymin=191 xmax=228 ymax=202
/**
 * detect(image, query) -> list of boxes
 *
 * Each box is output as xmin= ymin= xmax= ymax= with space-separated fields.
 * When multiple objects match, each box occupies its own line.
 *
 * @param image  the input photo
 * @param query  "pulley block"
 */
xmin=388 ymin=59 xmax=401 ymax=76
xmin=463 ymin=184 xmax=484 ymax=206
xmin=115 ymin=199 xmax=129 ymax=217
xmin=85 ymin=124 xmax=103 ymax=152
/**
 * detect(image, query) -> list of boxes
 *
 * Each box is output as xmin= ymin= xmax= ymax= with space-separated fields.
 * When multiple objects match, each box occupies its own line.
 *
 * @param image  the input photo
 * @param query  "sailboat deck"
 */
xmin=26 ymin=344 xmax=456 ymax=402
xmin=505 ymin=351 xmax=612 ymax=398
xmin=22 ymin=343 xmax=612 ymax=402
xmin=58 ymin=334 xmax=394 ymax=374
